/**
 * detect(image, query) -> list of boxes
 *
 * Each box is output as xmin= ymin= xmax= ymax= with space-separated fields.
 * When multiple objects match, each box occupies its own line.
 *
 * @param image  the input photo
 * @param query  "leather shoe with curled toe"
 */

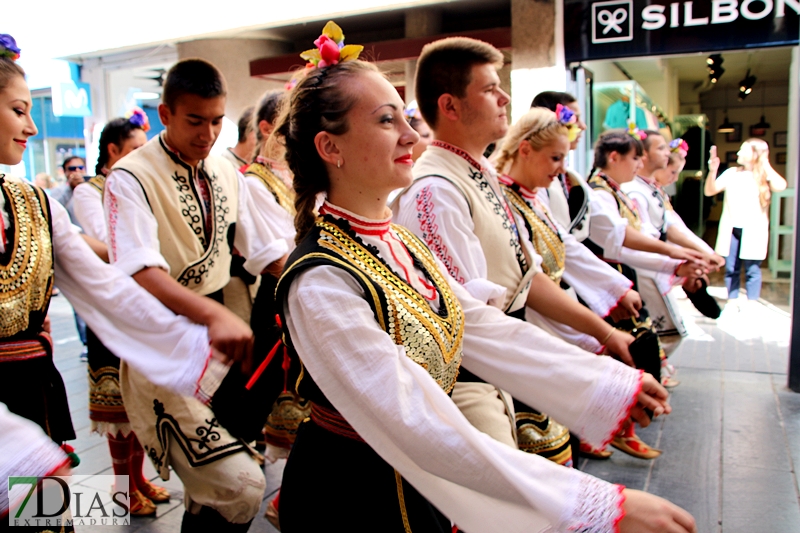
xmin=129 ymin=490 xmax=157 ymax=516
xmin=579 ymin=441 xmax=613 ymax=459
xmin=140 ymin=480 xmax=170 ymax=503
xmin=610 ymin=434 xmax=662 ymax=460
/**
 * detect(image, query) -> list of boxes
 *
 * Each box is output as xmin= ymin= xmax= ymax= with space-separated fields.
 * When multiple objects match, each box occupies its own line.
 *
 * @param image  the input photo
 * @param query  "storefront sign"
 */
xmin=51 ymin=81 xmax=92 ymax=117
xmin=565 ymin=0 xmax=800 ymax=62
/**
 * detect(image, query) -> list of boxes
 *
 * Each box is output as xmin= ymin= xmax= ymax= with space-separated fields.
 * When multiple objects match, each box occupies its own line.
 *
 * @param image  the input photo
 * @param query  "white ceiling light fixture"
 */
xmin=132 ymin=91 xmax=160 ymax=100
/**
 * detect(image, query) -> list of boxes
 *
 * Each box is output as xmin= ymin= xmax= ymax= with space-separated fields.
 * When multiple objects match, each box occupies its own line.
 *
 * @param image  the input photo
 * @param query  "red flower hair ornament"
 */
xmin=300 ymin=21 xmax=364 ymax=68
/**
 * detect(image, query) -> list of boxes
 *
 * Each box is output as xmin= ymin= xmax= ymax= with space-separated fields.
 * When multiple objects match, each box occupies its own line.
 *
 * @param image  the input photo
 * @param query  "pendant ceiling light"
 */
xmin=752 ymin=83 xmax=771 ymax=129
xmin=717 ymin=88 xmax=735 ymax=134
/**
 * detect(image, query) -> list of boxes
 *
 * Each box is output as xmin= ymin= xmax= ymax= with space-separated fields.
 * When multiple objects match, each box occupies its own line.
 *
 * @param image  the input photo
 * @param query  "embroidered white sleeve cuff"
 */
xmin=194 ymin=355 xmax=231 ymax=405
xmin=558 ymin=475 xmax=626 ymax=533
xmin=573 ymin=365 xmax=643 ymax=450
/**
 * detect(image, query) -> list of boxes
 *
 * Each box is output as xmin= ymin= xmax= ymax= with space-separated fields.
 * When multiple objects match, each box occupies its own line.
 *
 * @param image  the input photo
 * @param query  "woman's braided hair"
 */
xmin=270 ymin=60 xmax=380 ymax=243
xmin=493 ymin=108 xmax=568 ymax=174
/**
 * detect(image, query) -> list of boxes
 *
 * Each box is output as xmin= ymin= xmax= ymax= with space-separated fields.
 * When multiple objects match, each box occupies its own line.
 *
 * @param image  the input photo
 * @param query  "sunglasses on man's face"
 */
xmin=67 ymin=165 xmax=85 ymax=172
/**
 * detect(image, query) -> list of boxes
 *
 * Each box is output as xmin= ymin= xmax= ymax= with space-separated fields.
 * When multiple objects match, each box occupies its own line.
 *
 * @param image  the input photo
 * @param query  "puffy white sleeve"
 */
xmin=560 ymin=227 xmax=633 ymax=317
xmin=72 ymin=183 xmax=107 ymax=241
xmin=242 ymin=173 xmax=296 ymax=248
xmin=445 ymin=267 xmax=642 ymax=448
xmin=104 ymin=169 xmax=170 ymax=275
xmin=0 ymin=403 xmax=69 ymax=516
xmin=392 ymin=178 xmax=507 ymax=306
xmin=285 ymin=265 xmax=629 ymax=533
xmin=587 ymin=189 xmax=628 ymax=260
xmin=618 ymin=247 xmax=682 ymax=276
xmin=666 ymin=211 xmax=715 ymax=255
xmin=49 ymin=198 xmax=225 ymax=402
xmin=625 ymin=189 xmax=661 ymax=240
xmin=232 ymin=171 xmax=290 ymax=276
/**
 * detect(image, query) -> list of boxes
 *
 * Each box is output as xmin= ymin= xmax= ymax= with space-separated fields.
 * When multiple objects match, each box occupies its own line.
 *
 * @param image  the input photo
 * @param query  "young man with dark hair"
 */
xmin=103 ymin=58 xmax=290 ymax=532
xmin=393 ymin=37 xmax=642 ymax=467
xmin=221 ymin=106 xmax=255 ymax=169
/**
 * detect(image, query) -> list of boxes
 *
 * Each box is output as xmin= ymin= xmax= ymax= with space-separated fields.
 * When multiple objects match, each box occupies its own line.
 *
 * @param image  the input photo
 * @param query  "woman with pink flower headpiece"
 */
xmin=268 ymin=21 xmax=694 ymax=533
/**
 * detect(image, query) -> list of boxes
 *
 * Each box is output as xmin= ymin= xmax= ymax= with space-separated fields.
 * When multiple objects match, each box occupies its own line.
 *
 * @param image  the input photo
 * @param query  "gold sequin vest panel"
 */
xmin=0 ymin=180 xmax=53 ymax=338
xmin=282 ymin=218 xmax=465 ymax=394
xmin=503 ymin=186 xmax=566 ymax=285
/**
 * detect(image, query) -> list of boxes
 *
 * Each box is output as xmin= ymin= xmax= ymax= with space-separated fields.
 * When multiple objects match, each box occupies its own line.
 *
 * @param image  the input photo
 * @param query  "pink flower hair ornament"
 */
xmin=300 ymin=21 xmax=364 ymax=69
xmin=0 ymin=34 xmax=21 ymax=61
xmin=125 ymin=107 xmax=150 ymax=133
xmin=669 ymin=138 xmax=689 ymax=157
xmin=627 ymin=121 xmax=647 ymax=141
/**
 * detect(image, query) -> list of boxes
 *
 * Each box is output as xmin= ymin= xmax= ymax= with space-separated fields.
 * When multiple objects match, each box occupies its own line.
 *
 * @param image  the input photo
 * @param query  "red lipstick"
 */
xmin=394 ymin=154 xmax=413 ymax=165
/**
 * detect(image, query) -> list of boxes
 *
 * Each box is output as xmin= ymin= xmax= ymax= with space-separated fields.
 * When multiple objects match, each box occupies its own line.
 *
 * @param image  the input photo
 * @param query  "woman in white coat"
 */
xmin=705 ymin=140 xmax=786 ymax=301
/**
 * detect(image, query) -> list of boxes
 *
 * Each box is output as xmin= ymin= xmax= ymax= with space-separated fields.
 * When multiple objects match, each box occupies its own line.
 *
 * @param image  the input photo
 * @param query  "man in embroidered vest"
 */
xmin=104 ymin=59 xmax=290 ymax=532
xmin=392 ymin=37 xmax=638 ymax=466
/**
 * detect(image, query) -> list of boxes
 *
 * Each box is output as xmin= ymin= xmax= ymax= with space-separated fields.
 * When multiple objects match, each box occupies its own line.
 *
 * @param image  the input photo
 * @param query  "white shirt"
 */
xmin=243 ymin=173 xmax=296 ymax=250
xmin=285 ymin=205 xmax=640 ymax=533
xmin=714 ymin=168 xmax=770 ymax=259
xmin=72 ymin=181 xmax=106 ymax=241
xmin=589 ymin=187 xmax=683 ymax=275
xmin=104 ymin=168 xmax=289 ymax=277
xmin=393 ymin=153 xmax=541 ymax=308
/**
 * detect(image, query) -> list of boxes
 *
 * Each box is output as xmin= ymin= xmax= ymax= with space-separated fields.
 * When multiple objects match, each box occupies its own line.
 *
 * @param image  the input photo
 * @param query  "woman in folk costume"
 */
xmin=0 ymin=34 xmax=236 ymax=528
xmin=493 ymin=107 xmax=669 ymax=461
xmin=584 ymin=130 xmax=709 ymax=384
xmin=705 ymin=139 xmax=787 ymax=305
xmin=72 ymin=112 xmax=171 ymax=516
xmin=270 ymin=22 xmax=696 ymax=533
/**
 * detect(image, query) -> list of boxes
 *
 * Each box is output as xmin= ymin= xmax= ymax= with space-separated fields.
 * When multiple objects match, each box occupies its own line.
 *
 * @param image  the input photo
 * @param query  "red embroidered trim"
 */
xmin=601 ymin=282 xmax=635 ymax=319
xmin=414 ymin=186 xmax=465 ymax=284
xmin=431 ymin=140 xmax=484 ymax=171
xmin=382 ymin=232 xmax=438 ymax=301
xmin=613 ymin=485 xmax=627 ymax=533
xmin=320 ymin=202 xmax=390 ymax=235
xmin=107 ymin=189 xmax=119 ymax=259
xmin=599 ymin=369 xmax=644 ymax=450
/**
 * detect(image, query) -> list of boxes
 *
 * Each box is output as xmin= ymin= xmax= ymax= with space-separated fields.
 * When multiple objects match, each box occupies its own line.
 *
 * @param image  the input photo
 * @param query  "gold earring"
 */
xmin=337 ymin=160 xmax=342 ymax=168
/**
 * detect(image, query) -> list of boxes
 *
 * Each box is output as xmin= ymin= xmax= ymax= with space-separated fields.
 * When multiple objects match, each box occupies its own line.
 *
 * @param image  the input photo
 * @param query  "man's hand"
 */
xmin=620 ymin=489 xmax=697 ymax=533
xmin=631 ymin=372 xmax=671 ymax=428
xmin=207 ymin=306 xmax=254 ymax=374
xmin=604 ymin=330 xmax=635 ymax=367
xmin=609 ymin=290 xmax=642 ymax=322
